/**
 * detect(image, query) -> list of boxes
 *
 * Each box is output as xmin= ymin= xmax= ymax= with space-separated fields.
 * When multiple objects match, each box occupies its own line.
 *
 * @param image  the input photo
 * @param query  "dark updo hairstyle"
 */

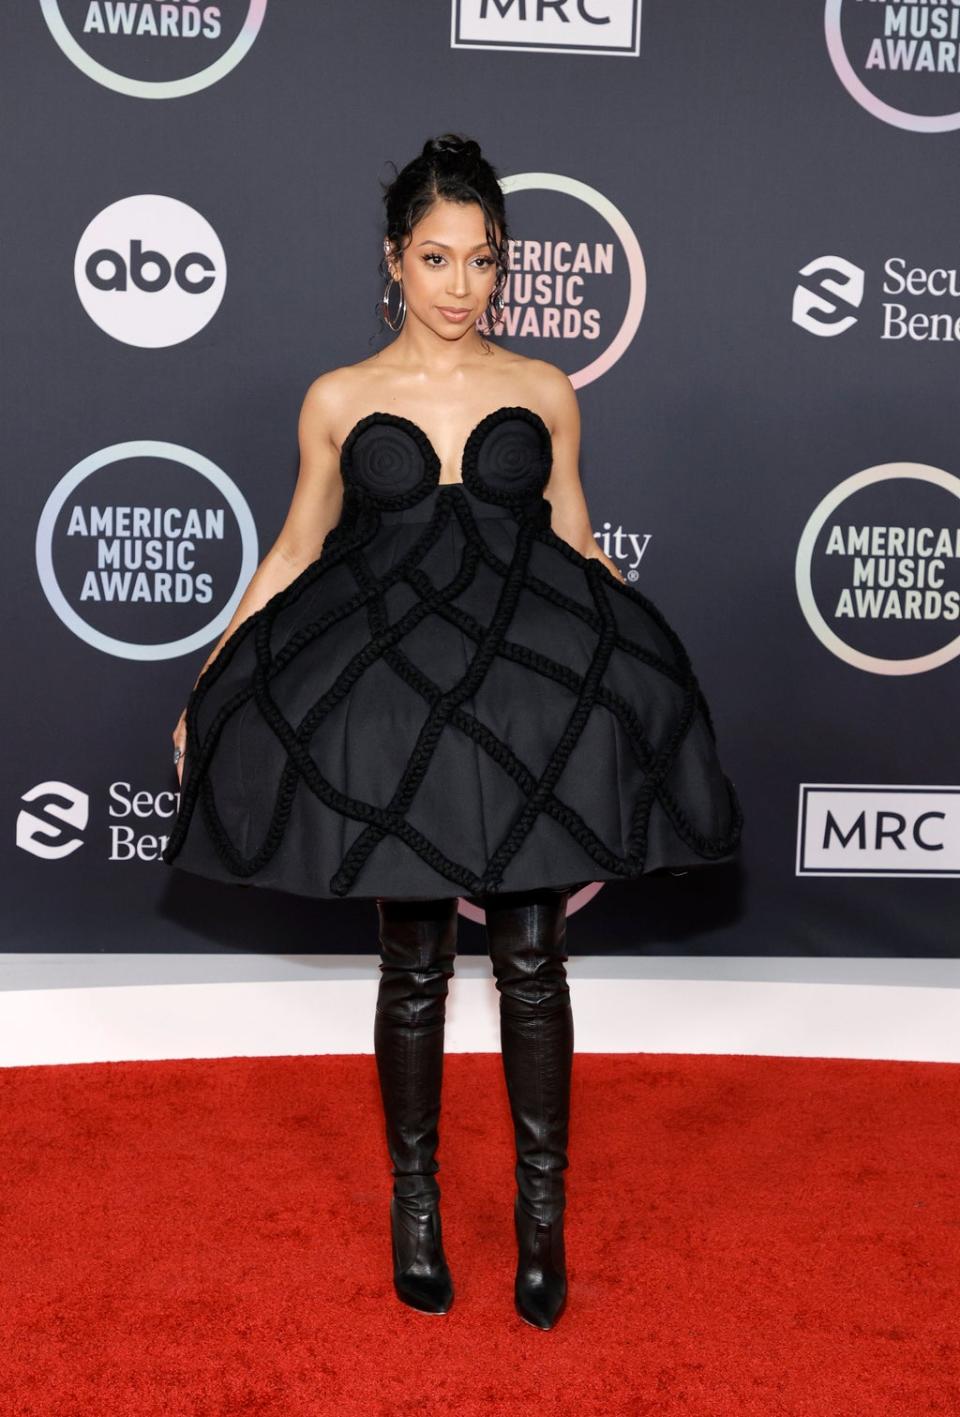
xmin=377 ymin=132 xmax=510 ymax=339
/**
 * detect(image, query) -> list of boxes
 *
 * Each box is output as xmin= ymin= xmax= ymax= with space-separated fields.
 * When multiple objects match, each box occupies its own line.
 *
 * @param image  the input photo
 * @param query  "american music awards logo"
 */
xmin=35 ymin=441 xmax=259 ymax=662
xmin=825 ymin=0 xmax=960 ymax=132
xmin=38 ymin=0 xmax=267 ymax=99
xmin=484 ymin=171 xmax=648 ymax=391
xmin=795 ymin=461 xmax=960 ymax=675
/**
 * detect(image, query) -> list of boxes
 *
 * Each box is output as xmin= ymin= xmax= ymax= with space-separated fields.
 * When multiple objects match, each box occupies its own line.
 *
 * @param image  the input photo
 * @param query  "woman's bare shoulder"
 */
xmin=302 ymin=359 xmax=371 ymax=404
xmin=519 ymin=353 xmax=575 ymax=391
xmin=300 ymin=360 xmax=383 ymax=440
xmin=305 ymin=351 xmax=401 ymax=400
xmin=510 ymin=355 xmax=580 ymax=432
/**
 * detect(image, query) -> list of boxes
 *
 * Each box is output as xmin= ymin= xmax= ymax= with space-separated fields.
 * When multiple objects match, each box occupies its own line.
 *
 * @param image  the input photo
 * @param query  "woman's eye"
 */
xmin=422 ymin=254 xmax=494 ymax=268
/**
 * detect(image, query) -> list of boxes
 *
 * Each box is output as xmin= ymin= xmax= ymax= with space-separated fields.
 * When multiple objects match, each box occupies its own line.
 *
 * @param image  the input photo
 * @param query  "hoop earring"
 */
xmin=382 ymin=276 xmax=406 ymax=332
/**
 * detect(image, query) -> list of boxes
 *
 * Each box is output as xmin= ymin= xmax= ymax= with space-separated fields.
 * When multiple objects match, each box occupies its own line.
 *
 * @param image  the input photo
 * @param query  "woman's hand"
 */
xmin=590 ymin=550 xmax=627 ymax=584
xmin=172 ymin=706 xmax=187 ymax=787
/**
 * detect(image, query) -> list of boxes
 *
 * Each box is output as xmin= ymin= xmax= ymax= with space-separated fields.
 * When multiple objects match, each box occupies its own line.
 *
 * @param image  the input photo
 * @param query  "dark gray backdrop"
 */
xmin=5 ymin=2 xmax=957 ymax=956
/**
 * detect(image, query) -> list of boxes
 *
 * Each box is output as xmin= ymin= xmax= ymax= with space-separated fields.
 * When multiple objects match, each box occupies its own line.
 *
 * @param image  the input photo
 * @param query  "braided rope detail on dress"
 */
xmin=163 ymin=408 xmax=743 ymax=892
xmin=328 ymin=505 xmax=541 ymax=895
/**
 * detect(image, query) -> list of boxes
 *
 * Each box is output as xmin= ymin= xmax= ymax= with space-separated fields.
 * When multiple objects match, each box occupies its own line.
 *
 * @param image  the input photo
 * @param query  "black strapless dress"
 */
xmin=161 ymin=405 xmax=743 ymax=900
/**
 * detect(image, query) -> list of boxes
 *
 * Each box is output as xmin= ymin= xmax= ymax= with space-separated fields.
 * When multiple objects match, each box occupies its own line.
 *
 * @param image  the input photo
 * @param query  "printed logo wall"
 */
xmin=6 ymin=0 xmax=956 ymax=952
xmin=785 ymin=1 xmax=960 ymax=893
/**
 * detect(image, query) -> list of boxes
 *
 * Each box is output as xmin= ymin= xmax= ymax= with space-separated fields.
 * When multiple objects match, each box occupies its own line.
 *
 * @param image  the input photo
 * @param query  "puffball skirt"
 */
xmin=162 ymin=405 xmax=743 ymax=900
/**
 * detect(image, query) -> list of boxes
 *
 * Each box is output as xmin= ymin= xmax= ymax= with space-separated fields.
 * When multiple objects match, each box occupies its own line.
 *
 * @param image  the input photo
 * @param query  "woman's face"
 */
xmin=386 ymin=197 xmax=500 ymax=338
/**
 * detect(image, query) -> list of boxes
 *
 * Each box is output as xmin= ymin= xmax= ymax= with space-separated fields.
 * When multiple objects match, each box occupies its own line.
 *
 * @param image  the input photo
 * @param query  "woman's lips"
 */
xmin=438 ymin=307 xmax=471 ymax=322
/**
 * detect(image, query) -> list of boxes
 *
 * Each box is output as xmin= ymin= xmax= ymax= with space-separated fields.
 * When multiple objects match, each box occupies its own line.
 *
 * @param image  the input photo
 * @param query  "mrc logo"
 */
xmin=797 ymin=784 xmax=960 ymax=876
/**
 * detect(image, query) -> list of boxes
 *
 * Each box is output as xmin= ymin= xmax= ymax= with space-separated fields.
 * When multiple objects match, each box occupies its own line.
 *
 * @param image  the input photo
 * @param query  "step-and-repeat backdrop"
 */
xmin=6 ymin=2 xmax=958 ymax=957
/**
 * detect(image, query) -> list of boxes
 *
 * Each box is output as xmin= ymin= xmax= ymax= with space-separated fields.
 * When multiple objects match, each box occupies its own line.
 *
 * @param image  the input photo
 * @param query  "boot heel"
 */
xmin=513 ymin=1193 xmax=567 ymax=1330
xmin=390 ymin=1195 xmax=454 ymax=1314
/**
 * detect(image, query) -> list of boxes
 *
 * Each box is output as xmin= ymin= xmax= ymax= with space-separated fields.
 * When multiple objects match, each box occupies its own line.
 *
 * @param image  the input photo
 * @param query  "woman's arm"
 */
xmin=171 ymin=373 xmax=346 ymax=781
xmin=537 ymin=364 xmax=626 ymax=584
xmin=189 ymin=373 xmax=346 ymax=690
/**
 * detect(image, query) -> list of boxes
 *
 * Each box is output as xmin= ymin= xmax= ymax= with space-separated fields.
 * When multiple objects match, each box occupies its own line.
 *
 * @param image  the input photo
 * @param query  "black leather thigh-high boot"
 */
xmin=483 ymin=887 xmax=574 ymax=1330
xmin=374 ymin=895 xmax=458 ymax=1315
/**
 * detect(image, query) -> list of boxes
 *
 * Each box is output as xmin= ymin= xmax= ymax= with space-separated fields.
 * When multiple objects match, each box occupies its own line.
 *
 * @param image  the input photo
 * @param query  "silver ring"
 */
xmin=173 ymin=746 xmax=184 ymax=764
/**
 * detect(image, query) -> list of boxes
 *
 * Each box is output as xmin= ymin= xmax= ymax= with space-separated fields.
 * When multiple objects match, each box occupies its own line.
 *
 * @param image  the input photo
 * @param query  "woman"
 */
xmin=163 ymin=133 xmax=743 ymax=1331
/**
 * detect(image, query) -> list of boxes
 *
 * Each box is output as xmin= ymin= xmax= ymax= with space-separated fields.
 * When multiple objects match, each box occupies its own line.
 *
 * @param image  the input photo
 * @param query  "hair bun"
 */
xmin=423 ymin=133 xmax=483 ymax=166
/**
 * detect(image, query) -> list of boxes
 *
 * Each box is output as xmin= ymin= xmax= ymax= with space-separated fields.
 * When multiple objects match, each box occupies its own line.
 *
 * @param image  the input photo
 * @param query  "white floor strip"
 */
xmin=1 ymin=964 xmax=958 ymax=1066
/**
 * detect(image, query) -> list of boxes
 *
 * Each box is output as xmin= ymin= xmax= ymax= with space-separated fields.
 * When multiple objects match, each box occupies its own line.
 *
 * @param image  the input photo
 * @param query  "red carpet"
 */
xmin=0 ymin=1051 xmax=956 ymax=1415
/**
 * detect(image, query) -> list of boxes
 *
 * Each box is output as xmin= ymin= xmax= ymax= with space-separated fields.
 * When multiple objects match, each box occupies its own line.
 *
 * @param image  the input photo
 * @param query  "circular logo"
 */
xmin=825 ymin=0 xmax=960 ymax=132
xmin=39 ymin=0 xmax=267 ymax=99
xmin=795 ymin=462 xmax=960 ymax=674
xmin=36 ymin=440 xmax=259 ymax=661
xmin=499 ymin=172 xmax=646 ymax=389
xmin=75 ymin=195 xmax=226 ymax=348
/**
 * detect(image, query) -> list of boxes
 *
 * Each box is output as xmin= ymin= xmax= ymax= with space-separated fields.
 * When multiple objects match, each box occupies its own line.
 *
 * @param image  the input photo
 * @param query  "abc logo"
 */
xmin=74 ymin=194 xmax=226 ymax=347
xmin=85 ymin=239 xmax=216 ymax=297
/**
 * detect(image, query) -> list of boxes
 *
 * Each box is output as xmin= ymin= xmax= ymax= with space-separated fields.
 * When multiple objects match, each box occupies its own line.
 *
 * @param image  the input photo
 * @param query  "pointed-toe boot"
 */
xmin=483 ymin=887 xmax=574 ymax=1331
xmin=374 ymin=895 xmax=459 ymax=1315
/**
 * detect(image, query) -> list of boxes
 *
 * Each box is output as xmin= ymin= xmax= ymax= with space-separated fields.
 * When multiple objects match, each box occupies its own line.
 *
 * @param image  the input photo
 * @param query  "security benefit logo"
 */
xmin=36 ymin=441 xmax=258 ymax=662
xmin=793 ymin=253 xmax=960 ymax=342
xmin=826 ymin=0 xmax=960 ymax=132
xmin=16 ymin=782 xmax=88 ymax=860
xmin=16 ymin=780 xmax=179 ymax=863
xmin=797 ymin=785 xmax=960 ymax=877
